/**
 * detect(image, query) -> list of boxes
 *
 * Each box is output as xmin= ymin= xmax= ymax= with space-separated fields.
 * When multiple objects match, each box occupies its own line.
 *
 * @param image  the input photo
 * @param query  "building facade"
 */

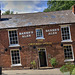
xmin=0 ymin=5 xmax=75 ymax=69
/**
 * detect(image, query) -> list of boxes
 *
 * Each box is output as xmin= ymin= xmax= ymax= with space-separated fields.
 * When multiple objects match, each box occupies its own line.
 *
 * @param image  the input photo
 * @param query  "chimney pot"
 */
xmin=72 ymin=5 xmax=75 ymax=14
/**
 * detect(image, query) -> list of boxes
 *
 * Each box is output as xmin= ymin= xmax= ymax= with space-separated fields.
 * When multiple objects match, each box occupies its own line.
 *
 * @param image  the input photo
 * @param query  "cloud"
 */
xmin=0 ymin=0 xmax=48 ymax=1
xmin=1 ymin=1 xmax=47 ymax=14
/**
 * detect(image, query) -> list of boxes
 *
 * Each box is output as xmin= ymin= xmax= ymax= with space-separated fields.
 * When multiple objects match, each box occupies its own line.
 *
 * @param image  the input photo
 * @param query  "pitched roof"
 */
xmin=0 ymin=10 xmax=75 ymax=29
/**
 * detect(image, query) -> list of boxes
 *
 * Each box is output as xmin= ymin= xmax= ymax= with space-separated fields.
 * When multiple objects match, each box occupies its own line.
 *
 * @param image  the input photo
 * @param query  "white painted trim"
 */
xmin=45 ymin=49 xmax=48 ymax=67
xmin=11 ymin=64 xmax=22 ymax=67
xmin=8 ymin=30 xmax=10 ymax=46
xmin=7 ymin=29 xmax=18 ymax=31
xmin=10 ymin=49 xmax=22 ymax=67
xmin=10 ymin=50 xmax=12 ymax=66
xmin=59 ymin=24 xmax=71 ymax=27
xmin=36 ymin=37 xmax=45 ymax=40
xmin=61 ymin=40 xmax=73 ymax=42
xmin=63 ymin=44 xmax=74 ymax=62
xmin=64 ymin=59 xmax=74 ymax=62
xmin=36 ymin=28 xmax=44 ymax=39
xmin=72 ymin=44 xmax=74 ymax=61
xmin=69 ymin=25 xmax=72 ymax=42
xmin=9 ymin=44 xmax=20 ymax=47
xmin=60 ymin=25 xmax=72 ymax=42
xmin=8 ymin=29 xmax=19 ymax=47
xmin=17 ymin=30 xmax=20 ymax=47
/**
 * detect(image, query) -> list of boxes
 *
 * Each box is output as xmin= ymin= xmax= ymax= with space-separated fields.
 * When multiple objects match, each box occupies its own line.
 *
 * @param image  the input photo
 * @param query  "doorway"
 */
xmin=38 ymin=49 xmax=47 ymax=67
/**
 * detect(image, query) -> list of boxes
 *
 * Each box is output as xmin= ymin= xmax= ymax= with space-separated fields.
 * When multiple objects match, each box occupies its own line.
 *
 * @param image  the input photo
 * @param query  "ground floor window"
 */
xmin=63 ymin=45 xmax=74 ymax=61
xmin=11 ymin=49 xmax=21 ymax=66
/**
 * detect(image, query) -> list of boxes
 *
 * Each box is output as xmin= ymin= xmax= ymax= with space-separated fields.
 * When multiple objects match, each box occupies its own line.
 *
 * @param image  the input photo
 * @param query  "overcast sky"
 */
xmin=0 ymin=0 xmax=48 ymax=14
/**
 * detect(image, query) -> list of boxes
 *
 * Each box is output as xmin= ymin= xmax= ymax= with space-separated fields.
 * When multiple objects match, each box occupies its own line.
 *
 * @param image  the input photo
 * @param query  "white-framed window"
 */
xmin=36 ymin=28 xmax=44 ymax=39
xmin=61 ymin=26 xmax=71 ymax=41
xmin=11 ymin=49 xmax=21 ymax=66
xmin=8 ymin=30 xmax=19 ymax=46
xmin=63 ymin=45 xmax=74 ymax=61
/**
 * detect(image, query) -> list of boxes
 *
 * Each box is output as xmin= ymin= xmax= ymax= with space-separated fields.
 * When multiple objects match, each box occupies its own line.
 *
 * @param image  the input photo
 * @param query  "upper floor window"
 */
xmin=9 ymin=30 xmax=19 ymax=46
xmin=61 ymin=26 xmax=71 ymax=41
xmin=36 ymin=29 xmax=44 ymax=39
xmin=63 ymin=45 xmax=74 ymax=61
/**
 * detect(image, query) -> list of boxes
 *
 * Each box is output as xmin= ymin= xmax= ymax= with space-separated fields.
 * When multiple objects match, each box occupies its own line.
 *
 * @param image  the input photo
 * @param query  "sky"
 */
xmin=0 ymin=0 xmax=48 ymax=14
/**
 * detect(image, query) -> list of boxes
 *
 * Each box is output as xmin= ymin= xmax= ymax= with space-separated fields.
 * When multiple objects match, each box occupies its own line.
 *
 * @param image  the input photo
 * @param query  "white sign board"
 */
xmin=19 ymin=31 xmax=33 ymax=38
xmin=46 ymin=28 xmax=59 ymax=35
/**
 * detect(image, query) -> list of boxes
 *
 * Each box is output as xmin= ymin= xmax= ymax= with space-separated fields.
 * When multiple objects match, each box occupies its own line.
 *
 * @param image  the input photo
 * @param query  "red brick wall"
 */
xmin=70 ymin=24 xmax=75 ymax=58
xmin=0 ymin=24 xmax=75 ymax=68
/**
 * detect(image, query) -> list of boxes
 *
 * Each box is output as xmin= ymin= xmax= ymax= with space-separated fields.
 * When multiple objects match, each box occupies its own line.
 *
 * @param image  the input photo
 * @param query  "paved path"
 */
xmin=2 ymin=68 xmax=64 ymax=75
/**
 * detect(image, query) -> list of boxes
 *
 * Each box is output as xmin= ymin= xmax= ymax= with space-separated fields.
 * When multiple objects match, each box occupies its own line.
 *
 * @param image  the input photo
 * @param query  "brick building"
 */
xmin=0 ymin=5 xmax=75 ymax=69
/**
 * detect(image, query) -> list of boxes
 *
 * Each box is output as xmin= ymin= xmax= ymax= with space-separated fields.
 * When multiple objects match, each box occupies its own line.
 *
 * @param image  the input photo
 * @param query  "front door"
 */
xmin=39 ymin=49 xmax=47 ymax=67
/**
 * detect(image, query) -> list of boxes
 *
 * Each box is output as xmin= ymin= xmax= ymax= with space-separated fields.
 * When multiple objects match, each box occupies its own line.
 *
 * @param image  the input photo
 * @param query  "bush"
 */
xmin=30 ymin=60 xmax=36 ymax=69
xmin=49 ymin=58 xmax=58 ymax=68
xmin=60 ymin=65 xmax=68 ymax=73
xmin=72 ymin=68 xmax=75 ymax=75
xmin=60 ymin=62 xmax=75 ymax=75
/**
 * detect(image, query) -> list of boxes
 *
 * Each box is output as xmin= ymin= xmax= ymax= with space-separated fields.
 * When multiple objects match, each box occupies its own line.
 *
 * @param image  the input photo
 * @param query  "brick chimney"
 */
xmin=72 ymin=5 xmax=75 ymax=14
xmin=0 ymin=10 xmax=1 ymax=19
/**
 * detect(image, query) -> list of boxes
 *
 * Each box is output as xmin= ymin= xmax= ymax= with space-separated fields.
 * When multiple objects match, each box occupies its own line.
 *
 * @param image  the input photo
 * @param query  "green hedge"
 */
xmin=71 ymin=68 xmax=75 ymax=75
xmin=60 ymin=63 xmax=75 ymax=75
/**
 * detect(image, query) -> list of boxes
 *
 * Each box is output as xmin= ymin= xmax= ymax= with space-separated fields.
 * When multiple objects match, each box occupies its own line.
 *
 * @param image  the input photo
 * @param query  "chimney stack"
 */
xmin=72 ymin=5 xmax=75 ymax=14
xmin=0 ymin=10 xmax=1 ymax=19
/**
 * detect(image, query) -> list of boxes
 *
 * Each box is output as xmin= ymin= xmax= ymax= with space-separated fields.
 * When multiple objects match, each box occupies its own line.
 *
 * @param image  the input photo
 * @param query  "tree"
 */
xmin=2 ymin=10 xmax=14 ymax=15
xmin=44 ymin=0 xmax=75 ymax=12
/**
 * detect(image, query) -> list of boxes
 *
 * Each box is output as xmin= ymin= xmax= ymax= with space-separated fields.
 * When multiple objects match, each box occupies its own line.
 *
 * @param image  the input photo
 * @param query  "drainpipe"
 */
xmin=0 ymin=10 xmax=1 ymax=19
xmin=0 ymin=30 xmax=2 ymax=75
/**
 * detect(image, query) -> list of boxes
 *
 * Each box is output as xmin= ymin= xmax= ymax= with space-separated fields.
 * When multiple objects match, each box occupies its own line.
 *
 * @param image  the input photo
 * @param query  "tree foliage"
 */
xmin=2 ymin=10 xmax=14 ymax=15
xmin=44 ymin=0 xmax=75 ymax=12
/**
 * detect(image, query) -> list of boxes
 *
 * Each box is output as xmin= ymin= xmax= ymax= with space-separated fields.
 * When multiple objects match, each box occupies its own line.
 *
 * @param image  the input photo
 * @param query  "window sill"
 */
xmin=61 ymin=40 xmax=73 ymax=42
xmin=9 ymin=44 xmax=20 ymax=47
xmin=64 ymin=59 xmax=74 ymax=62
xmin=11 ymin=64 xmax=22 ymax=67
xmin=36 ymin=37 xmax=45 ymax=40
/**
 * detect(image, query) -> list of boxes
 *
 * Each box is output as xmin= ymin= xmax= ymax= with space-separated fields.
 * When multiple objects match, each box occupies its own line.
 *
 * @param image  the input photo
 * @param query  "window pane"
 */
xmin=11 ymin=50 xmax=20 ymax=65
xmin=36 ymin=29 xmax=43 ymax=38
xmin=61 ymin=26 xmax=70 ymax=41
xmin=64 ymin=45 xmax=73 ymax=60
xmin=9 ymin=30 xmax=18 ymax=45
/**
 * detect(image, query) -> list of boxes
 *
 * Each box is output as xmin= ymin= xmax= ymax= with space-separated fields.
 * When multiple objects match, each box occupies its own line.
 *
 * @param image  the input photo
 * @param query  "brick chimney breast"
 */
xmin=72 ymin=5 xmax=75 ymax=14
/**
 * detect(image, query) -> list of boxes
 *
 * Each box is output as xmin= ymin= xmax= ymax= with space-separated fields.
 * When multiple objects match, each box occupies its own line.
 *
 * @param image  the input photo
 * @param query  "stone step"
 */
xmin=39 ymin=67 xmax=53 ymax=69
xmin=2 ymin=67 xmax=30 ymax=70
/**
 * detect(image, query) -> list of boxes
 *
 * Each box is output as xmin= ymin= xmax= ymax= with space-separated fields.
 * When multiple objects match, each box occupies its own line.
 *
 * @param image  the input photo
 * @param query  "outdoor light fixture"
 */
xmin=33 ymin=45 xmax=36 ymax=49
xmin=61 ymin=43 xmax=63 ymax=47
xmin=5 ymin=48 xmax=8 ymax=52
xmin=19 ymin=47 xmax=22 ymax=50
xmin=22 ymin=46 xmax=24 ymax=48
xmin=50 ymin=44 xmax=52 ymax=47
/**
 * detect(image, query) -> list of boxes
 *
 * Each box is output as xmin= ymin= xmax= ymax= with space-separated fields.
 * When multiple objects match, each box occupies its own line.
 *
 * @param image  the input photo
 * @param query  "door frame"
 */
xmin=38 ymin=48 xmax=48 ymax=67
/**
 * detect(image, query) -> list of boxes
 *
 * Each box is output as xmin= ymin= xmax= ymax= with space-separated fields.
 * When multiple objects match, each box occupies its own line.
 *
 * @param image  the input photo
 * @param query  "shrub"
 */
xmin=49 ymin=58 xmax=58 ymax=68
xmin=30 ymin=60 xmax=36 ymax=69
xmin=60 ymin=62 xmax=75 ymax=75
xmin=72 ymin=68 xmax=75 ymax=75
xmin=60 ymin=65 xmax=68 ymax=73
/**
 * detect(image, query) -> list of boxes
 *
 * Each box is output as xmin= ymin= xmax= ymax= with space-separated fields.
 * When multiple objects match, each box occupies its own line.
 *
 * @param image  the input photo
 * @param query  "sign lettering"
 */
xmin=19 ymin=31 xmax=33 ymax=38
xmin=46 ymin=28 xmax=59 ymax=35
